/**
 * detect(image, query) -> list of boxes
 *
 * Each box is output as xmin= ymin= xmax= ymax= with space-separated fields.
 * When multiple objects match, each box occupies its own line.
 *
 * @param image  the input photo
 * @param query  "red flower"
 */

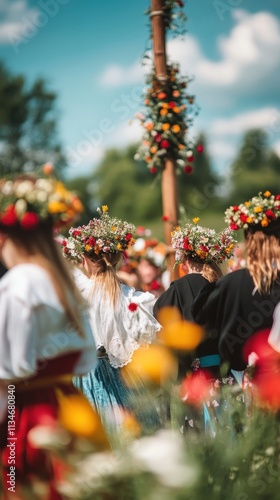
xmin=187 ymin=155 xmax=194 ymax=162
xmin=177 ymin=0 xmax=184 ymax=7
xmin=73 ymin=230 xmax=81 ymax=237
xmin=184 ymin=165 xmax=193 ymax=174
xmin=87 ymin=237 xmax=96 ymax=246
xmin=0 ymin=205 xmax=17 ymax=226
xmin=200 ymin=245 xmax=209 ymax=252
xmin=160 ymin=139 xmax=171 ymax=149
xmin=62 ymin=240 xmax=67 ymax=247
xmin=232 ymin=206 xmax=239 ymax=212
xmin=155 ymin=133 xmax=162 ymax=143
xmin=20 ymin=212 xmax=39 ymax=230
xmin=150 ymin=167 xmax=157 ymax=174
xmin=183 ymin=237 xmax=189 ymax=248
xmin=181 ymin=371 xmax=211 ymax=406
xmin=162 ymin=215 xmax=169 ymax=221
xmin=125 ymin=233 xmax=133 ymax=241
xmin=64 ymin=248 xmax=69 ymax=254
xmin=240 ymin=213 xmax=247 ymax=223
xmin=230 ymin=223 xmax=239 ymax=230
xmin=151 ymin=280 xmax=161 ymax=291
xmin=265 ymin=209 xmax=276 ymax=219
xmin=169 ymin=101 xmax=176 ymax=108
xmin=128 ymin=302 xmax=138 ymax=312
xmin=275 ymin=194 xmax=280 ymax=200
xmin=196 ymin=144 xmax=203 ymax=153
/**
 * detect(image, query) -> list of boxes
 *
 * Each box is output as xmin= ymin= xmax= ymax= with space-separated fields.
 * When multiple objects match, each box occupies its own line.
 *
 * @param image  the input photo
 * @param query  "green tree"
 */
xmin=177 ymin=132 xmax=221 ymax=219
xmin=90 ymin=144 xmax=162 ymax=226
xmin=228 ymin=129 xmax=280 ymax=205
xmin=0 ymin=63 xmax=66 ymax=176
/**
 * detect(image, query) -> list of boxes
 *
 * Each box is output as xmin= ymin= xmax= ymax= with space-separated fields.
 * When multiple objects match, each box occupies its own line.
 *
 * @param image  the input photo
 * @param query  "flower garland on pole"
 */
xmin=135 ymin=0 xmax=200 ymax=177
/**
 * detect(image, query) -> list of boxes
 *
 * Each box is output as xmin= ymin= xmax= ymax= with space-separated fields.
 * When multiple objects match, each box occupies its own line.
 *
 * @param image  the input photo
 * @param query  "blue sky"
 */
xmin=0 ymin=0 xmax=279 ymax=179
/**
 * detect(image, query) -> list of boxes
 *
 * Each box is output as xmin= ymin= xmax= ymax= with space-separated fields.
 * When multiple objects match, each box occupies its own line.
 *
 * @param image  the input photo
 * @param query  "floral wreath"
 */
xmin=224 ymin=191 xmax=280 ymax=231
xmin=62 ymin=206 xmax=136 ymax=263
xmin=171 ymin=218 xmax=237 ymax=265
xmin=0 ymin=165 xmax=83 ymax=231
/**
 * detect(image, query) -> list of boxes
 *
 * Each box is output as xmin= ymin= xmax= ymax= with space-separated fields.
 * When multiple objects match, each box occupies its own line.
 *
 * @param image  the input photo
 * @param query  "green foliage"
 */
xmin=0 ymin=63 xmax=66 ymax=176
xmin=228 ymin=129 xmax=280 ymax=205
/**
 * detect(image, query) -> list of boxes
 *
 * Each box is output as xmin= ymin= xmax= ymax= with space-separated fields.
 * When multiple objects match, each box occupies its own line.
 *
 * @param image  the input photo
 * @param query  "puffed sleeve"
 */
xmin=268 ymin=303 xmax=280 ymax=352
xmin=0 ymin=292 xmax=37 ymax=380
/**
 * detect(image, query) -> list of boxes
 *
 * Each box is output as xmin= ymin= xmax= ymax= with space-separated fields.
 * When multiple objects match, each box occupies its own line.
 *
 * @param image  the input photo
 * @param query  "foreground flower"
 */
xmin=121 ymin=344 xmax=178 ymax=386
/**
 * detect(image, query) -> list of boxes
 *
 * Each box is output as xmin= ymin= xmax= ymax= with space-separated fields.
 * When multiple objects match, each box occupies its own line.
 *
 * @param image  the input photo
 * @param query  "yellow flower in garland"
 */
xmin=160 ymin=102 xmax=169 ymax=109
xmin=245 ymin=201 xmax=251 ymax=207
xmin=160 ymin=108 xmax=168 ymax=116
xmin=85 ymin=244 xmax=92 ymax=252
xmin=162 ymin=123 xmax=170 ymax=131
xmin=254 ymin=206 xmax=263 ymax=213
xmin=193 ymin=217 xmax=200 ymax=224
xmin=264 ymin=191 xmax=271 ymax=197
xmin=172 ymin=124 xmax=181 ymax=133
xmin=150 ymin=146 xmax=158 ymax=154
xmin=172 ymin=106 xmax=181 ymax=113
xmin=102 ymin=205 xmax=108 ymax=213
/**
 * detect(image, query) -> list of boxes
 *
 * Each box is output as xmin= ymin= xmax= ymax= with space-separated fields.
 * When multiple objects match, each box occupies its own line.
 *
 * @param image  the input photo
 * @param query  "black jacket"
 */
xmin=192 ymin=268 xmax=280 ymax=370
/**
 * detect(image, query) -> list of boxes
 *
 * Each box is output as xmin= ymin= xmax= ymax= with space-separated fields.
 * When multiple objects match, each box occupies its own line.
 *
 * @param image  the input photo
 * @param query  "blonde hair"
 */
xmin=186 ymin=257 xmax=223 ymax=283
xmin=245 ymin=229 xmax=280 ymax=294
xmin=87 ymin=252 xmax=123 ymax=307
xmin=6 ymin=221 xmax=87 ymax=337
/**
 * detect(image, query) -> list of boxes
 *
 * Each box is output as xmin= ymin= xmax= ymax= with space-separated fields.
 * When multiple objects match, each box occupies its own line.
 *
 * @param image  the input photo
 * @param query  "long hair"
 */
xmin=186 ymin=257 xmax=223 ymax=283
xmin=86 ymin=251 xmax=123 ymax=307
xmin=245 ymin=228 xmax=280 ymax=294
xmin=1 ymin=220 xmax=87 ymax=337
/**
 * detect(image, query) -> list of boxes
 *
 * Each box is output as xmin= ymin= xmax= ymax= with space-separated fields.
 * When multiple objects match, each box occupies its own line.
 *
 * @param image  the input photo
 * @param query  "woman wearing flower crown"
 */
xmin=154 ymin=218 xmax=237 ymax=380
xmin=193 ymin=191 xmax=280 ymax=383
xmin=0 ymin=174 xmax=98 ymax=498
xmin=62 ymin=206 xmax=161 ymax=445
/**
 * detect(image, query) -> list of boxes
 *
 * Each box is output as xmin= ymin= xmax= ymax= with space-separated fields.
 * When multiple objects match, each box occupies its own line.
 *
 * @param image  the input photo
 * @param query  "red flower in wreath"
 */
xmin=20 ymin=212 xmax=40 ymax=230
xmin=265 ymin=210 xmax=276 ymax=219
xmin=230 ymin=223 xmax=239 ymax=230
xmin=160 ymin=139 xmax=171 ymax=149
xmin=1 ymin=205 xmax=17 ymax=226
xmin=125 ymin=233 xmax=133 ymax=241
xmin=240 ymin=213 xmax=248 ymax=223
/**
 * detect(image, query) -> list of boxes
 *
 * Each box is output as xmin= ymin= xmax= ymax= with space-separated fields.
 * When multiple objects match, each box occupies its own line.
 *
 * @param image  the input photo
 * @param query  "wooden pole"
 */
xmin=151 ymin=0 xmax=179 ymax=281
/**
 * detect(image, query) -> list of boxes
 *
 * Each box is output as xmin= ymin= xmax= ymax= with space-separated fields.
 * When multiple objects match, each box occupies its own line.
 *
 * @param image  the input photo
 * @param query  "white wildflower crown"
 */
xmin=62 ymin=205 xmax=136 ymax=263
xmin=171 ymin=218 xmax=237 ymax=265
xmin=224 ymin=191 xmax=280 ymax=231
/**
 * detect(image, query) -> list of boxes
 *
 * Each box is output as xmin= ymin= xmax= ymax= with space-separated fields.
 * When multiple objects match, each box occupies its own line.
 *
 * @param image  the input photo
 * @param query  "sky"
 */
xmin=0 ymin=0 xmax=279 ymax=179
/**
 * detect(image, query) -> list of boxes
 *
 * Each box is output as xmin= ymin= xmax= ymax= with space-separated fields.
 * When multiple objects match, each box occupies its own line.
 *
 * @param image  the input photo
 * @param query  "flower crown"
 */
xmin=171 ymin=218 xmax=237 ymax=265
xmin=62 ymin=206 xmax=136 ymax=263
xmin=0 ymin=171 xmax=83 ymax=231
xmin=225 ymin=191 xmax=280 ymax=231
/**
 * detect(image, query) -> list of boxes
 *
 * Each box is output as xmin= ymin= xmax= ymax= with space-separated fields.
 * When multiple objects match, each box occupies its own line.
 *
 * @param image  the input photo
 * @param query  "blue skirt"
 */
xmin=73 ymin=358 xmax=161 ymax=446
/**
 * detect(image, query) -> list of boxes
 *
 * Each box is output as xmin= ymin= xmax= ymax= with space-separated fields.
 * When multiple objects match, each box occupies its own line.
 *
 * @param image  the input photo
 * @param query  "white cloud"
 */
xmin=98 ymin=10 xmax=280 ymax=106
xmin=211 ymin=107 xmax=280 ymax=136
xmin=0 ymin=0 xmax=38 ymax=44
xmin=99 ymin=61 xmax=148 ymax=87
xmin=107 ymin=120 xmax=142 ymax=148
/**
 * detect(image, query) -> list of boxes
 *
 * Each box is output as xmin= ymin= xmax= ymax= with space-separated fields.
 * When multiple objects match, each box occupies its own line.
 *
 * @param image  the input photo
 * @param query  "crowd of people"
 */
xmin=0 ymin=172 xmax=280 ymax=498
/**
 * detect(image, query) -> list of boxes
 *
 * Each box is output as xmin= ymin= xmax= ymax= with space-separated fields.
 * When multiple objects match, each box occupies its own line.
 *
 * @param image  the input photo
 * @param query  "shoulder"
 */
xmin=216 ymin=268 xmax=251 ymax=289
xmin=121 ymin=283 xmax=156 ymax=305
xmin=0 ymin=264 xmax=61 ymax=308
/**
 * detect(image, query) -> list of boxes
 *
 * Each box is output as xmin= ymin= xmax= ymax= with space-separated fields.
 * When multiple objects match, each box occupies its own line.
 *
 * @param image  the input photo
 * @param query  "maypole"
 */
xmin=136 ymin=1 xmax=197 ymax=282
xmin=151 ymin=0 xmax=179 ymax=281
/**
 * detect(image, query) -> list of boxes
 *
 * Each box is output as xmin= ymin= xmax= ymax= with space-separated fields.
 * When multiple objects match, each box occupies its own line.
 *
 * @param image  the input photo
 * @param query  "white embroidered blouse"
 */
xmin=0 ymin=263 xmax=97 ymax=381
xmin=73 ymin=267 xmax=161 ymax=368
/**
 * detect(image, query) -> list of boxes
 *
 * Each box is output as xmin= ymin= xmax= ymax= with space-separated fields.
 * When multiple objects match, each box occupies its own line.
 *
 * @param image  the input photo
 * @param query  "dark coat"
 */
xmin=153 ymin=273 xmax=220 ymax=378
xmin=192 ymin=268 xmax=280 ymax=370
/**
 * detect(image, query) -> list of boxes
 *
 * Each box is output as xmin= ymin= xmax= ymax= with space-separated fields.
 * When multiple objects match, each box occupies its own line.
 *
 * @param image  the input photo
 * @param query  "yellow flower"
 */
xmin=172 ymin=106 xmax=181 ymax=113
xmin=172 ymin=124 xmax=180 ymax=133
xmin=102 ymin=205 xmax=108 ymax=213
xmin=261 ymin=218 xmax=269 ymax=227
xmin=160 ymin=102 xmax=169 ymax=109
xmin=178 ymin=144 xmax=185 ymax=150
xmin=111 ymin=226 xmax=117 ymax=231
xmin=160 ymin=108 xmax=168 ymax=116
xmin=161 ymin=123 xmax=170 ymax=131
xmin=193 ymin=217 xmax=200 ymax=224
xmin=150 ymin=146 xmax=158 ymax=154
xmin=85 ymin=244 xmax=92 ymax=251
xmin=116 ymin=243 xmax=122 ymax=250
xmin=244 ymin=201 xmax=251 ymax=207
xmin=246 ymin=217 xmax=253 ymax=223
xmin=264 ymin=191 xmax=271 ymax=197
xmin=48 ymin=200 xmax=68 ymax=213
xmin=254 ymin=206 xmax=263 ymax=213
